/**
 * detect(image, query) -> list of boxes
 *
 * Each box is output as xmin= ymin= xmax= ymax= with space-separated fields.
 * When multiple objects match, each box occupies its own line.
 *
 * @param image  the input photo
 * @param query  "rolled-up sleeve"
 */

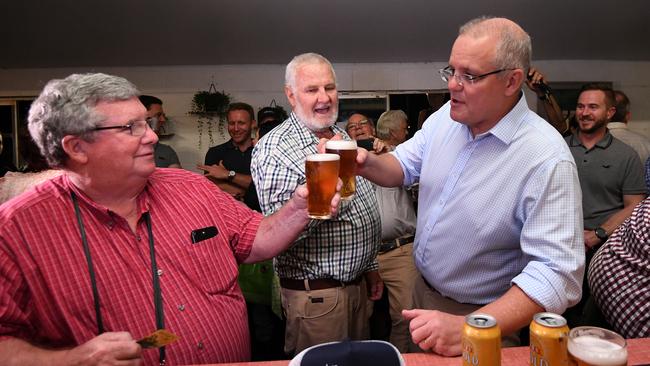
xmin=512 ymin=159 xmax=585 ymax=314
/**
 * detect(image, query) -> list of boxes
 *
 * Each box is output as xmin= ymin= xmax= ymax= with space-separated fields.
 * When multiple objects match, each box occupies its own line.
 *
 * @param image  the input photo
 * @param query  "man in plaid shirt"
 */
xmin=251 ymin=53 xmax=383 ymax=356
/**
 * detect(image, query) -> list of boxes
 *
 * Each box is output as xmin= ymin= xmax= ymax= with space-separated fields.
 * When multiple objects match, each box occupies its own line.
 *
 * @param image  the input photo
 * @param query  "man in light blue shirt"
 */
xmin=356 ymin=16 xmax=584 ymax=356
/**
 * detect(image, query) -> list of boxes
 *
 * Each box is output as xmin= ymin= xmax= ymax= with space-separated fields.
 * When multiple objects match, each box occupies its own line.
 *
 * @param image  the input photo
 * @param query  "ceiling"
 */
xmin=2 ymin=0 xmax=649 ymax=69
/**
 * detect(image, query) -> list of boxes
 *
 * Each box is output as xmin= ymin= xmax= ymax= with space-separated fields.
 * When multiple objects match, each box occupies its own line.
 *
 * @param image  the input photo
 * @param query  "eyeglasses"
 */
xmin=93 ymin=119 xmax=150 ymax=136
xmin=346 ymin=120 xmax=370 ymax=131
xmin=438 ymin=66 xmax=515 ymax=86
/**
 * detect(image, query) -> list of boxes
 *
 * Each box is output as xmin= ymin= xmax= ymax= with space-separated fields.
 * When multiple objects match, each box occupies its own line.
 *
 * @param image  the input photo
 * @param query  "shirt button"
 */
xmin=136 ymin=235 xmax=142 ymax=241
xmin=178 ymin=304 xmax=185 ymax=311
xmin=157 ymin=269 xmax=164 ymax=276
xmin=197 ymin=341 xmax=204 ymax=350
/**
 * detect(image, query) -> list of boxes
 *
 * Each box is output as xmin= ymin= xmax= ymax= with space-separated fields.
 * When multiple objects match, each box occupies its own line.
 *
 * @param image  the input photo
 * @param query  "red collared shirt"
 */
xmin=0 ymin=168 xmax=262 ymax=365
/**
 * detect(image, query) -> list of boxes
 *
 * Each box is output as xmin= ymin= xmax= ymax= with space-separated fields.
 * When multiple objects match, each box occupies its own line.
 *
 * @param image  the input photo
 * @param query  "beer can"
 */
xmin=529 ymin=312 xmax=570 ymax=366
xmin=462 ymin=313 xmax=501 ymax=366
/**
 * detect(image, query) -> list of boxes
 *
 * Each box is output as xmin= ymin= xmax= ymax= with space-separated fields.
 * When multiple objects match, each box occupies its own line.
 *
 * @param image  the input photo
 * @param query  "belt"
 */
xmin=378 ymin=235 xmax=414 ymax=254
xmin=279 ymin=276 xmax=362 ymax=291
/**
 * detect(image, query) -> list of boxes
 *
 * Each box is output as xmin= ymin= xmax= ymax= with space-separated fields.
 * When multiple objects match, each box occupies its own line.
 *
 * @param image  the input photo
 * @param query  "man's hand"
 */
xmin=197 ymin=161 xmax=229 ymax=180
xmin=295 ymin=181 xmax=343 ymax=219
xmin=584 ymin=229 xmax=602 ymax=250
xmin=526 ymin=67 xmax=549 ymax=96
xmin=402 ymin=309 xmax=464 ymax=356
xmin=63 ymin=332 xmax=142 ymax=365
xmin=371 ymin=139 xmax=389 ymax=154
xmin=364 ymin=270 xmax=384 ymax=301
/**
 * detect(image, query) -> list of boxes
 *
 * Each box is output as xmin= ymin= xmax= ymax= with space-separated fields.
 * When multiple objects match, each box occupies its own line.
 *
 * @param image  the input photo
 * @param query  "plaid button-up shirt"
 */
xmin=251 ymin=113 xmax=381 ymax=281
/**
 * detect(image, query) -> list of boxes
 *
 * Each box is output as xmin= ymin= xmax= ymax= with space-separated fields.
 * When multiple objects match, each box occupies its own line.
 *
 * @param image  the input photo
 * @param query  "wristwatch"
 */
xmin=594 ymin=227 xmax=608 ymax=242
xmin=227 ymin=170 xmax=236 ymax=181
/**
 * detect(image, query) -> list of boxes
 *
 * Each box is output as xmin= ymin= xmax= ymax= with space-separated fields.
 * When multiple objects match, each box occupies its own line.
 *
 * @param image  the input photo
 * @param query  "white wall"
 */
xmin=2 ymin=60 xmax=650 ymax=172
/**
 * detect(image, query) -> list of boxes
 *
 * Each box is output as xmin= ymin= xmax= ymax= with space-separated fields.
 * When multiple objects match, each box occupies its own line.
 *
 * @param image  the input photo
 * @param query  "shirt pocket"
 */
xmin=183 ymin=233 xmax=239 ymax=295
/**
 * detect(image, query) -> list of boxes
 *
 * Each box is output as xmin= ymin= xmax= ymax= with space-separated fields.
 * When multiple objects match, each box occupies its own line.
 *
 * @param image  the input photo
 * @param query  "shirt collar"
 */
xmin=607 ymin=122 xmax=627 ymax=130
xmin=226 ymin=139 xmax=253 ymax=152
xmin=567 ymin=130 xmax=613 ymax=149
xmin=480 ymin=92 xmax=530 ymax=144
xmin=61 ymin=173 xmax=151 ymax=223
xmin=287 ymin=112 xmax=345 ymax=149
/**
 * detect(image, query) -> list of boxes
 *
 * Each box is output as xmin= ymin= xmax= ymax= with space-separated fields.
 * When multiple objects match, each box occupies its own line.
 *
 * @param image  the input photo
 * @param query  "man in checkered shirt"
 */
xmin=588 ymin=197 xmax=650 ymax=338
xmin=251 ymin=53 xmax=383 ymax=356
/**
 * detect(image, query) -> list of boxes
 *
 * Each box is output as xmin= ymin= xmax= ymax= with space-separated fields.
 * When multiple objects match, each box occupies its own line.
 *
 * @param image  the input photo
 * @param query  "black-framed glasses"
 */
xmin=438 ymin=66 xmax=515 ymax=86
xmin=93 ymin=119 xmax=150 ymax=136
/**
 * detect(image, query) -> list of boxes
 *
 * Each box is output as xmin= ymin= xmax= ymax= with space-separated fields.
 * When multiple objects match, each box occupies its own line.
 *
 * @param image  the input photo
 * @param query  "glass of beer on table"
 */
xmin=305 ymin=153 xmax=340 ymax=219
xmin=325 ymin=140 xmax=357 ymax=200
xmin=568 ymin=326 xmax=627 ymax=366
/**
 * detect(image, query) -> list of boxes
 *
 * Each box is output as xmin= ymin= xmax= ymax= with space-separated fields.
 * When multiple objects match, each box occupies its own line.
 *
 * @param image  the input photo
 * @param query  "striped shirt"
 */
xmin=393 ymin=94 xmax=585 ymax=314
xmin=251 ymin=113 xmax=381 ymax=281
xmin=0 ymin=169 xmax=262 ymax=364
xmin=589 ymin=198 xmax=650 ymax=338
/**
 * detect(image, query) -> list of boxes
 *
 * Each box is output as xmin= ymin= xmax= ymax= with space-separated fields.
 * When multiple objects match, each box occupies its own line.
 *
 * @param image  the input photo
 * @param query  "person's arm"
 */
xmin=526 ymin=68 xmax=568 ymax=134
xmin=584 ymin=193 xmax=646 ymax=249
xmin=402 ymin=285 xmax=542 ymax=356
xmin=0 ymin=332 xmax=142 ymax=366
xmin=197 ymin=162 xmax=252 ymax=190
xmin=244 ymin=184 xmax=340 ymax=263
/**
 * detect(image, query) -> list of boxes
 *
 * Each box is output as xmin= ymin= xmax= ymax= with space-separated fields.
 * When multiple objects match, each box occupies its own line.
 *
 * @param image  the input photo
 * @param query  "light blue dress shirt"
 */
xmin=393 ymin=94 xmax=585 ymax=314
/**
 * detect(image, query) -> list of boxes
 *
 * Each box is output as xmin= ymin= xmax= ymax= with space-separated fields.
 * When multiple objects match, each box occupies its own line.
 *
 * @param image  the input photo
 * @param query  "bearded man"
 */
xmin=251 ymin=53 xmax=382 ymax=356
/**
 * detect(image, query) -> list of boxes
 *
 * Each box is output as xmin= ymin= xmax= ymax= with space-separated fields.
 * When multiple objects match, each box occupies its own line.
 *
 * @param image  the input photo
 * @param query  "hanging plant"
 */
xmin=189 ymin=81 xmax=231 ymax=149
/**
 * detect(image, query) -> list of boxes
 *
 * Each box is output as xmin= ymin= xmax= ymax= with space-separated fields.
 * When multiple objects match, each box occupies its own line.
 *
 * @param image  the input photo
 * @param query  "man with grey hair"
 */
xmin=0 ymin=73 xmax=341 ymax=365
xmin=373 ymin=109 xmax=418 ymax=352
xmin=607 ymin=90 xmax=650 ymax=164
xmin=348 ymin=17 xmax=584 ymax=356
xmin=251 ymin=53 xmax=382 ymax=355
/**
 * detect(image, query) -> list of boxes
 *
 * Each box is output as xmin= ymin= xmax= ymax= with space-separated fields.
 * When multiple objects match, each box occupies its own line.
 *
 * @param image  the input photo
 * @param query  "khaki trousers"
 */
xmin=281 ymin=278 xmax=370 ymax=355
xmin=408 ymin=275 xmax=520 ymax=352
xmin=377 ymin=243 xmax=418 ymax=352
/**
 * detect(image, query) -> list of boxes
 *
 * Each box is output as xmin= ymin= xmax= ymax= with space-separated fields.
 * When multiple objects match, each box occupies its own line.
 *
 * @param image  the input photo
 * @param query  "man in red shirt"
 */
xmin=0 ymin=73 xmax=340 ymax=365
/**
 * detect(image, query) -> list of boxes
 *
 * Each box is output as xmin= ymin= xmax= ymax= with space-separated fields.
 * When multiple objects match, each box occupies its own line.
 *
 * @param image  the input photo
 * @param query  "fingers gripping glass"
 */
xmin=93 ymin=119 xmax=149 ymax=136
xmin=438 ymin=66 xmax=515 ymax=86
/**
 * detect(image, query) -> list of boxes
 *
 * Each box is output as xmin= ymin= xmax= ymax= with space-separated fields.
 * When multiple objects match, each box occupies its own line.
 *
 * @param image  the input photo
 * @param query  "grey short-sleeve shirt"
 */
xmin=566 ymin=132 xmax=646 ymax=229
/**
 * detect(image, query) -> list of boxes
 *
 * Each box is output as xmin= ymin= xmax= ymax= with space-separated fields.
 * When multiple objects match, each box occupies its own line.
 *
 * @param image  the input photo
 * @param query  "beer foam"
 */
xmin=306 ymin=153 xmax=340 ymax=161
xmin=568 ymin=335 xmax=627 ymax=366
xmin=325 ymin=140 xmax=357 ymax=149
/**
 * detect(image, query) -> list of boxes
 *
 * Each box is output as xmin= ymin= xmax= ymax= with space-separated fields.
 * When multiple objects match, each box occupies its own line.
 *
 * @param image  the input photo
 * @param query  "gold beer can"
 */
xmin=529 ymin=312 xmax=570 ymax=366
xmin=462 ymin=313 xmax=501 ymax=366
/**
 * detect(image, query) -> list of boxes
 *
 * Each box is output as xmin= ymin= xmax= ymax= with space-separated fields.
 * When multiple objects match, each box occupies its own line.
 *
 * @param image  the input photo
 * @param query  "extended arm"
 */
xmin=584 ymin=193 xmax=646 ymax=249
xmin=402 ymin=285 xmax=542 ymax=356
xmin=245 ymin=184 xmax=341 ymax=263
xmin=0 ymin=332 xmax=141 ymax=366
xmin=526 ymin=68 xmax=568 ymax=135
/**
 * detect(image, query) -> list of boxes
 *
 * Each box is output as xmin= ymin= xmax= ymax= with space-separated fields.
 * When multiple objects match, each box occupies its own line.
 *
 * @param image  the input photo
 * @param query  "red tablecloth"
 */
xmin=192 ymin=337 xmax=650 ymax=365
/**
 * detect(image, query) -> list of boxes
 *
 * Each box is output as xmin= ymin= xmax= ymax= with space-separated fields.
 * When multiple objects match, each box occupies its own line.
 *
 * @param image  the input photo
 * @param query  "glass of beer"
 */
xmin=568 ymin=326 xmax=627 ymax=366
xmin=325 ymin=140 xmax=357 ymax=200
xmin=305 ymin=153 xmax=340 ymax=219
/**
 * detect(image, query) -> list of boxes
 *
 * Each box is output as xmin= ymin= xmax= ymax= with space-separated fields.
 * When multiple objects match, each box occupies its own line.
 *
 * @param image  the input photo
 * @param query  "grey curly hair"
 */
xmin=28 ymin=73 xmax=140 ymax=167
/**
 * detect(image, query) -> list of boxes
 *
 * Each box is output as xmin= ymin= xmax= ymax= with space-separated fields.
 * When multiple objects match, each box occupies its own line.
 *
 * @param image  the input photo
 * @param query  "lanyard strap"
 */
xmin=71 ymin=192 xmax=166 ymax=365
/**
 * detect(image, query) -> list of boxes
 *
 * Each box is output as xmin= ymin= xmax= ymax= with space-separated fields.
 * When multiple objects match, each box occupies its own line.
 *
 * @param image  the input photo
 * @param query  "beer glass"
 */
xmin=325 ymin=140 xmax=357 ymax=200
xmin=305 ymin=153 xmax=340 ymax=219
xmin=568 ymin=326 xmax=627 ymax=366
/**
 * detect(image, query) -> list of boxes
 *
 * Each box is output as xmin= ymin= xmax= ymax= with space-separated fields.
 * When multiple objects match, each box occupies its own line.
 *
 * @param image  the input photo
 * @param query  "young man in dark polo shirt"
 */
xmin=564 ymin=83 xmax=646 ymax=326
xmin=198 ymin=102 xmax=257 ymax=209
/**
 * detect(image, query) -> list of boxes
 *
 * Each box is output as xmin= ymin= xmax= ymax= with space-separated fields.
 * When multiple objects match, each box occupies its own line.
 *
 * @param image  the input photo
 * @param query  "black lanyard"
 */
xmin=71 ymin=191 xmax=166 ymax=365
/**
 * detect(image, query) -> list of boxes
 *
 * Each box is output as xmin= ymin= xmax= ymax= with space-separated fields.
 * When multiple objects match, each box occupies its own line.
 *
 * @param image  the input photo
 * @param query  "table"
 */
xmin=194 ymin=337 xmax=650 ymax=365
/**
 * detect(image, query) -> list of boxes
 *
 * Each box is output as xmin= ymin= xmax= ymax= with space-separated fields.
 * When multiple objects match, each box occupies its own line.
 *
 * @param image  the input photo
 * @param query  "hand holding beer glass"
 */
xmin=568 ymin=326 xmax=627 ymax=366
xmin=325 ymin=140 xmax=357 ymax=200
xmin=305 ymin=153 xmax=340 ymax=219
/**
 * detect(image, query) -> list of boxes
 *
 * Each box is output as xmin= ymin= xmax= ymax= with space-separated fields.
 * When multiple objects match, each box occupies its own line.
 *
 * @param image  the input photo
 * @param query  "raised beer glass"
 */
xmin=305 ymin=153 xmax=340 ymax=219
xmin=325 ymin=140 xmax=357 ymax=200
xmin=567 ymin=326 xmax=627 ymax=366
